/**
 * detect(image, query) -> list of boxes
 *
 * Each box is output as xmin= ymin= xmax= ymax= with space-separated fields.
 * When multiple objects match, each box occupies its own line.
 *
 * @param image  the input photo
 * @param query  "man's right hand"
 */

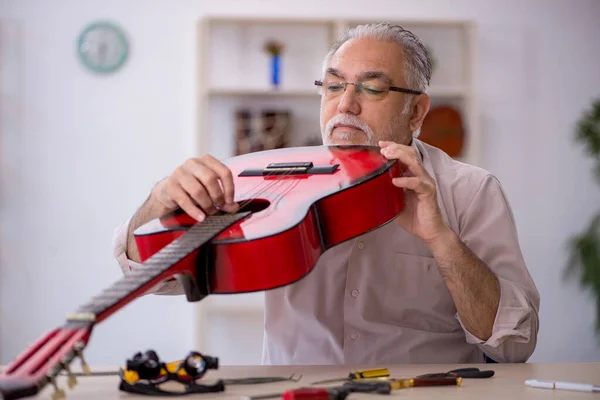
xmin=126 ymin=154 xmax=239 ymax=262
xmin=151 ymin=154 xmax=240 ymax=222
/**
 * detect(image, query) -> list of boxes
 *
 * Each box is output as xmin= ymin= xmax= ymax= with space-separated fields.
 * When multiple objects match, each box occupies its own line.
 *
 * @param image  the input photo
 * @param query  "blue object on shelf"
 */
xmin=271 ymin=54 xmax=280 ymax=87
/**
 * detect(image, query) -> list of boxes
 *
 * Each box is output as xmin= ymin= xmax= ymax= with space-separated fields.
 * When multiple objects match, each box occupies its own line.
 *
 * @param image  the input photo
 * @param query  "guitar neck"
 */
xmin=69 ymin=211 xmax=250 ymax=325
xmin=0 ymin=211 xmax=249 ymax=400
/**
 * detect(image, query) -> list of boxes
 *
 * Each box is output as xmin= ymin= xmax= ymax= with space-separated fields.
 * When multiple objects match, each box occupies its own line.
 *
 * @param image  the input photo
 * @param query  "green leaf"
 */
xmin=566 ymin=98 xmax=600 ymax=338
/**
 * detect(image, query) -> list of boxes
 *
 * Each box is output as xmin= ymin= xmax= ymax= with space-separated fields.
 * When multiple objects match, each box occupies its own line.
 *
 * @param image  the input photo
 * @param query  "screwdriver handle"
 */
xmin=282 ymin=388 xmax=349 ymax=400
xmin=348 ymin=368 xmax=389 ymax=379
xmin=282 ymin=388 xmax=330 ymax=400
xmin=343 ymin=381 xmax=392 ymax=394
xmin=412 ymin=377 xmax=463 ymax=387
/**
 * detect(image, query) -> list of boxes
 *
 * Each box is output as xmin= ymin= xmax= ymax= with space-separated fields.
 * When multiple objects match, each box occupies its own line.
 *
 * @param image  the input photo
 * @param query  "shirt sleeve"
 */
xmin=112 ymin=216 xmax=186 ymax=296
xmin=455 ymin=174 xmax=540 ymax=363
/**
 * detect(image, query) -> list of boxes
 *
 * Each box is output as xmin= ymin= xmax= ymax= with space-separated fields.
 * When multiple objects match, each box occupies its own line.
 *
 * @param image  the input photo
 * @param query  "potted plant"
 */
xmin=565 ymin=98 xmax=600 ymax=340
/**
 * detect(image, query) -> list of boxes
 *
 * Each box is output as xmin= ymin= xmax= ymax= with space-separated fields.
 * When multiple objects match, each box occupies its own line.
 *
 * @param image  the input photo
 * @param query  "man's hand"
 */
xmin=379 ymin=140 xmax=450 ymax=244
xmin=379 ymin=140 xmax=501 ymax=341
xmin=152 ymin=154 xmax=240 ymax=222
xmin=125 ymin=154 xmax=239 ymax=262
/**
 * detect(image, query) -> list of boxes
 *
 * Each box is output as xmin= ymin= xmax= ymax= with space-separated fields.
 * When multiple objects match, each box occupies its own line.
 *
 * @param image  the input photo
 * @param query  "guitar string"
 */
xmin=85 ymin=167 xmax=304 ymax=314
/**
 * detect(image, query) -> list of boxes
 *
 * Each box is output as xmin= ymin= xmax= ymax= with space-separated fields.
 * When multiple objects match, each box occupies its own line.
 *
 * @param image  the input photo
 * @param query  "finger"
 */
xmin=185 ymin=161 xmax=225 ymax=210
xmin=392 ymin=176 xmax=435 ymax=194
xmin=178 ymin=173 xmax=218 ymax=215
xmin=378 ymin=140 xmax=395 ymax=148
xmin=381 ymin=145 xmax=426 ymax=177
xmin=169 ymin=182 xmax=205 ymax=222
xmin=392 ymin=176 xmax=421 ymax=190
xmin=199 ymin=156 xmax=237 ymax=208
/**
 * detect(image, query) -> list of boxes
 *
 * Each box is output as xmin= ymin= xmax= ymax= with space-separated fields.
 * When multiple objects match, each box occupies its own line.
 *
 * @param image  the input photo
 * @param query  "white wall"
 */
xmin=1 ymin=0 xmax=599 ymax=367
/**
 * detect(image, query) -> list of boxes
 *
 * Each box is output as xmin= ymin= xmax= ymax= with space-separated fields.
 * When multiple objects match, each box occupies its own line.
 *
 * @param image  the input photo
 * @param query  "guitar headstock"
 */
xmin=0 ymin=324 xmax=93 ymax=400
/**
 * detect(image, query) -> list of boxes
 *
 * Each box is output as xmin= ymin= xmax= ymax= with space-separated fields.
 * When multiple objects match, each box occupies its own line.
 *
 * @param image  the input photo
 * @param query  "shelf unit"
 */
xmin=193 ymin=16 xmax=478 ymax=355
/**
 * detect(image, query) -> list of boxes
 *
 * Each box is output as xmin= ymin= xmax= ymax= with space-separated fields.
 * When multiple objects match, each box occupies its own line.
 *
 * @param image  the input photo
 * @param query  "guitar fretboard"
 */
xmin=71 ymin=212 xmax=249 ymax=320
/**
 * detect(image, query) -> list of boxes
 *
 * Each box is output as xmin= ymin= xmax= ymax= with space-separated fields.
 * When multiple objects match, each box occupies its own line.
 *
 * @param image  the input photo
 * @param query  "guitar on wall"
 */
xmin=0 ymin=145 xmax=405 ymax=400
xmin=418 ymin=106 xmax=465 ymax=158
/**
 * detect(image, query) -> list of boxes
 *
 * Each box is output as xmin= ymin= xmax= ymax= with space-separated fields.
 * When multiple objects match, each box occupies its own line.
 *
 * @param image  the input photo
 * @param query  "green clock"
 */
xmin=77 ymin=21 xmax=129 ymax=74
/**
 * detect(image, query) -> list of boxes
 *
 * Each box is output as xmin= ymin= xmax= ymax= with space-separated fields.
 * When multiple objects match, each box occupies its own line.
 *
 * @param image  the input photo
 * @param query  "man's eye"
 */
xmin=364 ymin=86 xmax=385 ymax=95
xmin=327 ymin=85 xmax=344 ymax=91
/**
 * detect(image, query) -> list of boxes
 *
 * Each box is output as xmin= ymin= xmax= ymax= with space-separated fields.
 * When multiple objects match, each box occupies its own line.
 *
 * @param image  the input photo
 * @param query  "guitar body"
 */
xmin=134 ymin=145 xmax=405 ymax=299
xmin=0 ymin=145 xmax=405 ymax=400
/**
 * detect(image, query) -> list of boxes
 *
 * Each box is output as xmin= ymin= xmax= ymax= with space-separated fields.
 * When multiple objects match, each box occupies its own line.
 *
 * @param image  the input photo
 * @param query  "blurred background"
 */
xmin=1 ymin=0 xmax=599 ymax=367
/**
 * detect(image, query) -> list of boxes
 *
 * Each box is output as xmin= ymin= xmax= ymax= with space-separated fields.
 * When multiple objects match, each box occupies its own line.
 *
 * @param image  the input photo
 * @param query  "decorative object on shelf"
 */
xmin=77 ymin=20 xmax=129 ymax=74
xmin=264 ymin=40 xmax=285 ymax=88
xmin=418 ymin=105 xmax=464 ymax=157
xmin=235 ymin=108 xmax=291 ymax=155
xmin=564 ymin=97 xmax=600 ymax=339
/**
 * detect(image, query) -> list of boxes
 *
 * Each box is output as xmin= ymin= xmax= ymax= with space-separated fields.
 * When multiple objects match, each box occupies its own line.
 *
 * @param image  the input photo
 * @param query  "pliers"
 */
xmin=417 ymin=367 xmax=495 ymax=379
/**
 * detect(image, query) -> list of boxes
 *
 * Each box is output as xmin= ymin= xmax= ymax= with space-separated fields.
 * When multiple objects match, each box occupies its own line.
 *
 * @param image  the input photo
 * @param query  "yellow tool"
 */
xmin=310 ymin=368 xmax=390 ymax=385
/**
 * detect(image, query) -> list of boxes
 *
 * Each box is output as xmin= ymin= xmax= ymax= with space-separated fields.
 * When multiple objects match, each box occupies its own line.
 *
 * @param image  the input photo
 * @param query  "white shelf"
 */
xmin=206 ymin=85 xmax=469 ymax=99
xmin=194 ymin=15 xmax=479 ymax=356
xmin=428 ymin=85 xmax=470 ymax=98
xmin=205 ymin=304 xmax=265 ymax=313
xmin=202 ymin=293 xmax=265 ymax=314
xmin=208 ymin=87 xmax=319 ymax=97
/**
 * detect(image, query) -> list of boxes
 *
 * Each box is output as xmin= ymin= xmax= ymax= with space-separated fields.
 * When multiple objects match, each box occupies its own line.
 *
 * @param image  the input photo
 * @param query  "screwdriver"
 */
xmin=343 ymin=376 xmax=462 ymax=393
xmin=310 ymin=368 xmax=390 ymax=385
xmin=243 ymin=387 xmax=350 ymax=400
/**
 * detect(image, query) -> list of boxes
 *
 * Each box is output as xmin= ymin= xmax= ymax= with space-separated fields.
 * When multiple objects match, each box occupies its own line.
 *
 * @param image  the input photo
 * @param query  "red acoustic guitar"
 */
xmin=0 ymin=145 xmax=404 ymax=400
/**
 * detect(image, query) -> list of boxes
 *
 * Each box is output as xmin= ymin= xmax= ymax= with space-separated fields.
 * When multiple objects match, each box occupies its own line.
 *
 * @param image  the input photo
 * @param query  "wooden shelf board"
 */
xmin=345 ymin=18 xmax=475 ymax=28
xmin=204 ymin=16 xmax=337 ymax=26
xmin=206 ymin=85 xmax=469 ymax=98
xmin=207 ymin=87 xmax=319 ymax=97
xmin=427 ymin=85 xmax=471 ymax=97
xmin=205 ymin=304 xmax=265 ymax=313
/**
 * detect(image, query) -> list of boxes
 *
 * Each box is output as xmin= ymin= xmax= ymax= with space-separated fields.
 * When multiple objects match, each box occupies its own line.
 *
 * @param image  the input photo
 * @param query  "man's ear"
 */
xmin=409 ymin=94 xmax=431 ymax=133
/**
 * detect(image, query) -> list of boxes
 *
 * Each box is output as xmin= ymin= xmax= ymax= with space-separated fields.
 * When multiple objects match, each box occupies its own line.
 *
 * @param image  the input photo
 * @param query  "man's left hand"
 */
xmin=379 ymin=140 xmax=450 ymax=245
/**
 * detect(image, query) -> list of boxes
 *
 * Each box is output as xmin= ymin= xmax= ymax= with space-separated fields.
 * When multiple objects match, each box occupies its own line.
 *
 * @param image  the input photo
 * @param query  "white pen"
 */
xmin=525 ymin=379 xmax=600 ymax=393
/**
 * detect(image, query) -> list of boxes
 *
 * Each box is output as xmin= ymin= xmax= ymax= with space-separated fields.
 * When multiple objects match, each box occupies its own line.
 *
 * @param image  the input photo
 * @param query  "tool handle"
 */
xmin=343 ymin=381 xmax=391 ymax=394
xmin=348 ymin=368 xmax=389 ymax=379
xmin=413 ymin=377 xmax=462 ymax=387
xmin=449 ymin=368 xmax=480 ymax=373
xmin=455 ymin=370 xmax=495 ymax=379
xmin=282 ymin=388 xmax=349 ymax=400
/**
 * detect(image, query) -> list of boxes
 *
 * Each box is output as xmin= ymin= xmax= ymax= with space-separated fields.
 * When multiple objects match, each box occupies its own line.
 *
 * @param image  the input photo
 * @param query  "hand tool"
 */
xmin=243 ymin=387 xmax=351 ymax=400
xmin=223 ymin=374 xmax=303 ymax=385
xmin=342 ymin=376 xmax=462 ymax=393
xmin=310 ymin=368 xmax=390 ymax=385
xmin=417 ymin=367 xmax=494 ymax=379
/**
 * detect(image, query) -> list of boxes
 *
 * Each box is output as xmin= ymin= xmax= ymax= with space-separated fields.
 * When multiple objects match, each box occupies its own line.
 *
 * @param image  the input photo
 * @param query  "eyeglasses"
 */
xmin=314 ymin=79 xmax=423 ymax=100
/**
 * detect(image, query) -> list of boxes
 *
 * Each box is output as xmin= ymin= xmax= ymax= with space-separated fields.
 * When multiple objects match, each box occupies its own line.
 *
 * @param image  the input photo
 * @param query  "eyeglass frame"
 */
xmin=314 ymin=79 xmax=423 ymax=96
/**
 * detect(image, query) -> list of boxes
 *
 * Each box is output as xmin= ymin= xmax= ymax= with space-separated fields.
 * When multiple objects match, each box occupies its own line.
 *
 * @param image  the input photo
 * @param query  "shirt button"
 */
xmin=357 ymin=241 xmax=364 ymax=249
xmin=349 ymin=333 xmax=359 ymax=340
xmin=351 ymin=289 xmax=359 ymax=297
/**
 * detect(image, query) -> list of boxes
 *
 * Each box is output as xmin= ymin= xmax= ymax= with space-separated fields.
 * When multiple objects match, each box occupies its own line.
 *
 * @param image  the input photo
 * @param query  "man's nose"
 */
xmin=336 ymin=84 xmax=361 ymax=115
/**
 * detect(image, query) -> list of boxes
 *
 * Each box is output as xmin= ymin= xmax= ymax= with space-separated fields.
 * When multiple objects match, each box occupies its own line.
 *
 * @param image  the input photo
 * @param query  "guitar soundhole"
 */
xmin=236 ymin=198 xmax=270 ymax=214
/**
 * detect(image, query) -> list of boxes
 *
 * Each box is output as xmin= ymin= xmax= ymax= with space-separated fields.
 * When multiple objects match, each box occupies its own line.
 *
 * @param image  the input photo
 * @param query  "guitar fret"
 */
xmin=69 ymin=212 xmax=250 ymax=319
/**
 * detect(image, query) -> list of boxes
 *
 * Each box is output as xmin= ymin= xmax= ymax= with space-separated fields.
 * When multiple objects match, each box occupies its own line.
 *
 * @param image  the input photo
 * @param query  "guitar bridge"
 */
xmin=239 ymin=162 xmax=339 ymax=176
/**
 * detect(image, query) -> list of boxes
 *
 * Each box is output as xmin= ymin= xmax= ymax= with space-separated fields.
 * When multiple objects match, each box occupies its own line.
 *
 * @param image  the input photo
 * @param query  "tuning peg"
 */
xmin=49 ymin=378 xmax=66 ymax=400
xmin=61 ymin=362 xmax=77 ymax=389
xmin=79 ymin=353 xmax=91 ymax=375
xmin=73 ymin=342 xmax=90 ymax=375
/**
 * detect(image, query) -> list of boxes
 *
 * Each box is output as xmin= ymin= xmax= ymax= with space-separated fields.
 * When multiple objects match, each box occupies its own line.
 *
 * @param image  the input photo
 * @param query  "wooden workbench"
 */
xmin=3 ymin=362 xmax=599 ymax=399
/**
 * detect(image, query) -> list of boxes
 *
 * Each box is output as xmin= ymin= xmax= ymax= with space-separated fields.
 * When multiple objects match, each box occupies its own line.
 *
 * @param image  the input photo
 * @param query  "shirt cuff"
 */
xmin=112 ymin=216 xmax=185 ymax=296
xmin=456 ymin=276 xmax=537 ymax=362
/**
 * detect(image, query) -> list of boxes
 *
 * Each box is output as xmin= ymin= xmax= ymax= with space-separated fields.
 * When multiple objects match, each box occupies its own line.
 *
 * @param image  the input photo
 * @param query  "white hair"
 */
xmin=322 ymin=22 xmax=432 ymax=137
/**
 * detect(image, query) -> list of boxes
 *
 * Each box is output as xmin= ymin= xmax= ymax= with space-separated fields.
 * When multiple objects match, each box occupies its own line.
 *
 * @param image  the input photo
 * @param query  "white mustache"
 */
xmin=325 ymin=114 xmax=375 ymax=142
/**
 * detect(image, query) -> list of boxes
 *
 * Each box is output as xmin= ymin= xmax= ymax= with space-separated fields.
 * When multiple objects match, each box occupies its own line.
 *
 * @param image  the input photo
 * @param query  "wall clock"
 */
xmin=77 ymin=21 xmax=129 ymax=74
